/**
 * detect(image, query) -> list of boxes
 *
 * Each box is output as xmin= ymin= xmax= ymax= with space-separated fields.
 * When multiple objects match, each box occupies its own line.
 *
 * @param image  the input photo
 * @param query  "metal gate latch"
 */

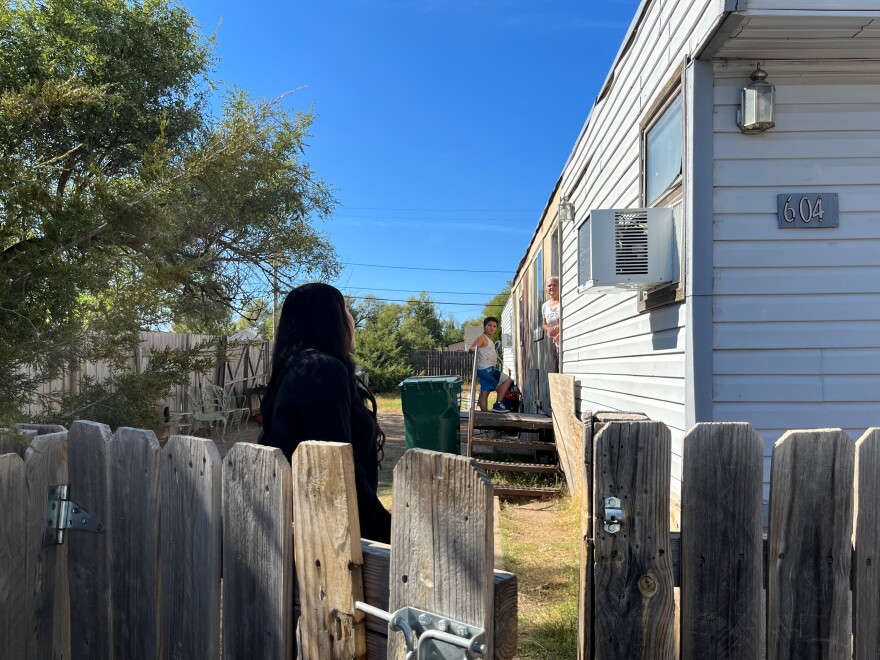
xmin=603 ymin=496 xmax=623 ymax=534
xmin=356 ymin=601 xmax=487 ymax=659
xmin=44 ymin=484 xmax=105 ymax=546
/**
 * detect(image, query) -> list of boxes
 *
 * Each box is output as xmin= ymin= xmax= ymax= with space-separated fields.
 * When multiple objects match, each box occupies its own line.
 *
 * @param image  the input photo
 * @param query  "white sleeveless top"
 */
xmin=542 ymin=300 xmax=560 ymax=346
xmin=476 ymin=339 xmax=497 ymax=370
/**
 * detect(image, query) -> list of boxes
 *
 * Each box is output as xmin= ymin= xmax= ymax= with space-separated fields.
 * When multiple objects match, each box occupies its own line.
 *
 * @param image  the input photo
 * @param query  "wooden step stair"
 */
xmin=463 ymin=410 xmax=554 ymax=432
xmin=471 ymin=436 xmax=557 ymax=451
xmin=476 ymin=460 xmax=559 ymax=474
xmin=462 ymin=353 xmax=563 ymax=500
xmin=492 ymin=484 xmax=562 ymax=501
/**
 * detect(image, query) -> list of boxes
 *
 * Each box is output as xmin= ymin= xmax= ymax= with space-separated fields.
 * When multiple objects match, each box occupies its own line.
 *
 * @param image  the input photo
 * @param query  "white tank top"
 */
xmin=476 ymin=339 xmax=497 ymax=370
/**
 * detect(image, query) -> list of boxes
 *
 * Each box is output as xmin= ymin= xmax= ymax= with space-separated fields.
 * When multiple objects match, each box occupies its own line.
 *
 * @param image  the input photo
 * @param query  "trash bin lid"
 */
xmin=398 ymin=375 xmax=462 ymax=388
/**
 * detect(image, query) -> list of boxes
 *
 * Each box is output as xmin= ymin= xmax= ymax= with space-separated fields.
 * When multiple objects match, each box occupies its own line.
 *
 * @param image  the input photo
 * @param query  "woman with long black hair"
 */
xmin=260 ymin=283 xmax=391 ymax=543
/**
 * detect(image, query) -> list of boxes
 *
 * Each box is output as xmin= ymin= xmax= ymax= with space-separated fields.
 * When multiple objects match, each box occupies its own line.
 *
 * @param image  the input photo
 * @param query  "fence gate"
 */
xmin=0 ymin=423 xmax=518 ymax=660
xmin=575 ymin=419 xmax=880 ymax=660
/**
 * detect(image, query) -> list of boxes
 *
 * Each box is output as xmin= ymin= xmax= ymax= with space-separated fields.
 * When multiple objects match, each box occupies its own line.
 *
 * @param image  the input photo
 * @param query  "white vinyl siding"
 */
xmin=711 ymin=60 xmax=880 ymax=506
xmin=559 ymin=0 xmax=723 ymax=494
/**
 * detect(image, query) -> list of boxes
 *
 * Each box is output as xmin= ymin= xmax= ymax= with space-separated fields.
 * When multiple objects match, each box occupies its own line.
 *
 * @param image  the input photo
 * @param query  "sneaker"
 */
xmin=492 ymin=402 xmax=510 ymax=413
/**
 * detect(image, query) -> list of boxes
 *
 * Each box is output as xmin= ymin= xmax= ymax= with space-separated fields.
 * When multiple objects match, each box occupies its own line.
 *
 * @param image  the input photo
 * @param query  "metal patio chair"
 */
xmin=186 ymin=384 xmax=232 ymax=439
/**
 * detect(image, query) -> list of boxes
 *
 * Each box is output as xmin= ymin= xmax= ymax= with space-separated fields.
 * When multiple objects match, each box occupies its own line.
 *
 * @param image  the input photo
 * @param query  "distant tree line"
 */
xmin=349 ymin=285 xmax=510 ymax=392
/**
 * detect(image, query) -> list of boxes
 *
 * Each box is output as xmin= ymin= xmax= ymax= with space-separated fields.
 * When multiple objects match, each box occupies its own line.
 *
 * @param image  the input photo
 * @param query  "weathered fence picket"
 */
xmin=855 ymin=428 xmax=880 ymax=660
xmin=592 ymin=421 xmax=674 ymax=660
xmin=292 ymin=441 xmax=365 ymax=660
xmin=223 ymin=442 xmax=293 ymax=660
xmin=768 ymin=430 xmax=854 ymax=660
xmin=159 ymin=435 xmax=222 ymax=660
xmin=388 ymin=449 xmax=496 ymax=659
xmin=680 ymin=422 xmax=764 ymax=659
xmin=68 ymin=420 xmax=114 ymax=660
xmin=25 ymin=430 xmax=70 ymax=660
xmin=0 ymin=428 xmax=33 ymax=457
xmin=0 ymin=452 xmax=27 ymax=660
xmin=111 ymin=427 xmax=161 ymax=659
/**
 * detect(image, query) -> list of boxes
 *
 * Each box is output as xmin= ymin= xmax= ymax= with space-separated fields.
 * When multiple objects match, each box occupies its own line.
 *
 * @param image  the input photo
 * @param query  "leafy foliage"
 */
xmin=42 ymin=342 xmax=216 ymax=430
xmin=464 ymin=282 xmax=511 ymax=343
xmin=0 ymin=1 xmax=337 ymax=426
xmin=351 ymin=293 xmax=462 ymax=392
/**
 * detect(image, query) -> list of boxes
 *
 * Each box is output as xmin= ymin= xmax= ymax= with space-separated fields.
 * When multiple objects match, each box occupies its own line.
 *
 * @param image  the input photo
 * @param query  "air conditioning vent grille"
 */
xmin=614 ymin=211 xmax=649 ymax=275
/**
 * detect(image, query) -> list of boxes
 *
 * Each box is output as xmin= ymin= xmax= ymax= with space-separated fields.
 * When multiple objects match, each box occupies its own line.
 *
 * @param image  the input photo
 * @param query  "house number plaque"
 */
xmin=777 ymin=193 xmax=839 ymax=228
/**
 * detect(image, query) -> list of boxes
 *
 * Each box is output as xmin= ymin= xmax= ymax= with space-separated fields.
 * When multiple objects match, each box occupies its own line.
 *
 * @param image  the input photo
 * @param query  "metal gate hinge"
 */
xmin=44 ymin=484 xmax=105 ymax=546
xmin=356 ymin=601 xmax=486 ymax=659
xmin=603 ymin=496 xmax=623 ymax=534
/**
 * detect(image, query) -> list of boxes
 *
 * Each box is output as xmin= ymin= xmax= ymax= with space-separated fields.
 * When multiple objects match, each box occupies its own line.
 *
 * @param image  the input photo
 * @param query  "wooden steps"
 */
xmin=463 ymin=411 xmax=554 ymax=432
xmin=477 ymin=460 xmax=559 ymax=474
xmin=471 ymin=436 xmax=557 ymax=452
xmin=463 ymin=353 xmax=563 ymax=500
xmin=492 ymin=484 xmax=562 ymax=501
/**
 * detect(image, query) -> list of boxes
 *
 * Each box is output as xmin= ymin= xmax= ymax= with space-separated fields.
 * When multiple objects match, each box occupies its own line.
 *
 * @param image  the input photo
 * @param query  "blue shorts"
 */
xmin=477 ymin=366 xmax=508 ymax=392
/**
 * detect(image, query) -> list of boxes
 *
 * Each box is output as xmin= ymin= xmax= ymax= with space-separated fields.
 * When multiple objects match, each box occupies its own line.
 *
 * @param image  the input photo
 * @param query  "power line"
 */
xmin=340 ymin=206 xmax=538 ymax=213
xmin=344 ymin=262 xmax=511 ymax=274
xmin=341 ymin=286 xmax=500 ymax=296
xmin=244 ymin=289 xmax=505 ymax=308
xmin=346 ymin=295 xmax=505 ymax=307
xmin=332 ymin=214 xmax=528 ymax=222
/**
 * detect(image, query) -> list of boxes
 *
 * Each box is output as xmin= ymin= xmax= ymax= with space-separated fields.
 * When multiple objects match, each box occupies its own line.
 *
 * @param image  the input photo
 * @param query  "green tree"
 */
xmin=0 ymin=0 xmax=338 ymax=427
xmin=464 ymin=283 xmax=511 ymax=343
xmin=231 ymin=298 xmax=274 ymax=339
xmin=351 ymin=292 xmax=464 ymax=391
xmin=353 ymin=303 xmax=409 ymax=392
xmin=398 ymin=293 xmax=445 ymax=352
xmin=440 ymin=316 xmax=464 ymax=347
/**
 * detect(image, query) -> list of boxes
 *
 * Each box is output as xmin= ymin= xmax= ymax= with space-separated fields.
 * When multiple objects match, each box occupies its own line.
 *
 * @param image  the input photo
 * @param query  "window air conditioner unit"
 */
xmin=577 ymin=208 xmax=674 ymax=292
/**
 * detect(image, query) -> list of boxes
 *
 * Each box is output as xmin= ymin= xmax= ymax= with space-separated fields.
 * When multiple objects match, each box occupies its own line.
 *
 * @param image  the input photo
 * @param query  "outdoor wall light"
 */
xmin=558 ymin=195 xmax=575 ymax=224
xmin=737 ymin=65 xmax=776 ymax=134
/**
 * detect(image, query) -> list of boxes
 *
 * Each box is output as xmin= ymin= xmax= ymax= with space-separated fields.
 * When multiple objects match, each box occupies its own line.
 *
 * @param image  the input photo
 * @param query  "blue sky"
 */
xmin=183 ymin=0 xmax=639 ymax=324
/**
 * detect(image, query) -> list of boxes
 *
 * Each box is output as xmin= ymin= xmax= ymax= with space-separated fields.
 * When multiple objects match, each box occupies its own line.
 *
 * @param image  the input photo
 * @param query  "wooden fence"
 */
xmin=547 ymin=375 xmax=880 ymax=660
xmin=23 ymin=331 xmax=272 ymax=419
xmin=409 ymin=350 xmax=472 ymax=381
xmin=0 ymin=422 xmax=517 ymax=660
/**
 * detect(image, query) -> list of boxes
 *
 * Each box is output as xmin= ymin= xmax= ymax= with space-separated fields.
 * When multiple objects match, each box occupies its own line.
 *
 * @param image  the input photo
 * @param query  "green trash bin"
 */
xmin=398 ymin=375 xmax=463 ymax=454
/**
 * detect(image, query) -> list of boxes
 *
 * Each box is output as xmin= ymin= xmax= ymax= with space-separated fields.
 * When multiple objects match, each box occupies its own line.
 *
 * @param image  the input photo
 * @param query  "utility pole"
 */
xmin=272 ymin=260 xmax=279 ymax=339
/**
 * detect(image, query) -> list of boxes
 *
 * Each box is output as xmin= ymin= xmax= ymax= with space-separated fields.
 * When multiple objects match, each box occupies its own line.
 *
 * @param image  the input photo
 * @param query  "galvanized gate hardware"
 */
xmin=355 ymin=601 xmax=487 ymax=659
xmin=44 ymin=484 xmax=105 ymax=546
xmin=602 ymin=496 xmax=623 ymax=534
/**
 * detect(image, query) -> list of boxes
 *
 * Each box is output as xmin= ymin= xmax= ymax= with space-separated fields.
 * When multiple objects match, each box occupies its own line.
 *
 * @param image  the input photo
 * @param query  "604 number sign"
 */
xmin=777 ymin=193 xmax=839 ymax=229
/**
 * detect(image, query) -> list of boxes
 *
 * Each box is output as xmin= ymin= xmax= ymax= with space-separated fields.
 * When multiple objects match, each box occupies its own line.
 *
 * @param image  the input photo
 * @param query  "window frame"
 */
xmin=638 ymin=69 xmax=686 ymax=313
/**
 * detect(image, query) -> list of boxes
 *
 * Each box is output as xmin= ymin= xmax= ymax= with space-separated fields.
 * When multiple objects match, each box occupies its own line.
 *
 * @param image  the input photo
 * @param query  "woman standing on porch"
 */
xmin=542 ymin=276 xmax=561 ymax=371
xmin=260 ymin=282 xmax=391 ymax=543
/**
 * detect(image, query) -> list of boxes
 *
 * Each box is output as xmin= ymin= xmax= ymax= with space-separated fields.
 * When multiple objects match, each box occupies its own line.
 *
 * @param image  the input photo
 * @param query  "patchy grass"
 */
xmin=377 ymin=383 xmax=479 ymax=414
xmin=499 ymin=495 xmax=581 ymax=659
xmin=375 ymin=393 xmax=403 ymax=414
xmin=376 ymin=481 xmax=393 ymax=510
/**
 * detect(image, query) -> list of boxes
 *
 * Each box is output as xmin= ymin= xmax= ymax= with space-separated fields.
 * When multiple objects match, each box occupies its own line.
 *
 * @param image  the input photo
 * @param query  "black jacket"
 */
xmin=261 ymin=350 xmax=391 ymax=543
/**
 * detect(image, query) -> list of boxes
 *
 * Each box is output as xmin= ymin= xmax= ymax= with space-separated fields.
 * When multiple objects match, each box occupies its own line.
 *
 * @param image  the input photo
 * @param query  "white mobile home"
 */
xmin=541 ymin=0 xmax=880 ymax=512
